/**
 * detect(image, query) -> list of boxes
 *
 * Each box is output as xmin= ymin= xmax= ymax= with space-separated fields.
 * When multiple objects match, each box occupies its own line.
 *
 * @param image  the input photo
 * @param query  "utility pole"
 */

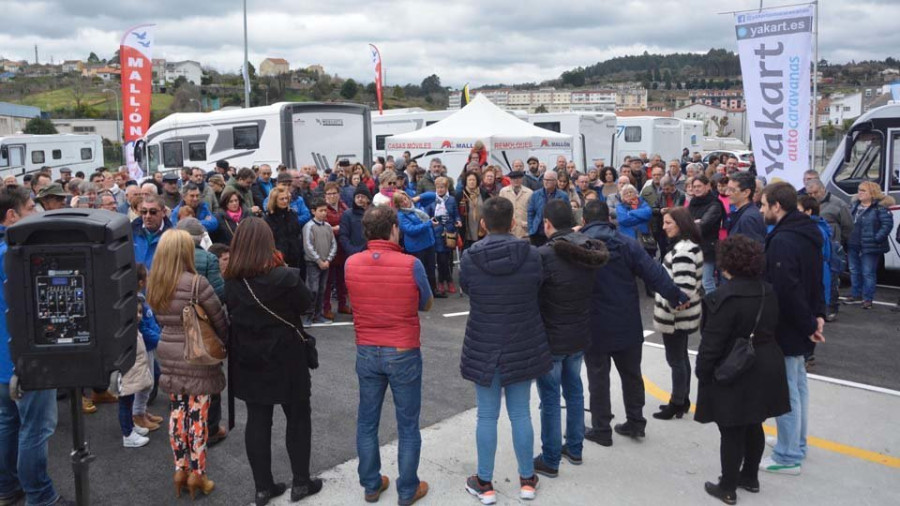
xmin=34 ymin=44 xmax=38 ymax=64
xmin=243 ymin=0 xmax=250 ymax=108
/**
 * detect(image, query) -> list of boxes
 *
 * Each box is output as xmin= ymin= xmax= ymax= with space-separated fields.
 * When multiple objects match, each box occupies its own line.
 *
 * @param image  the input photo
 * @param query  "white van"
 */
xmin=682 ymin=120 xmax=704 ymax=156
xmin=528 ymin=112 xmax=617 ymax=172
xmin=0 ymin=134 xmax=104 ymax=181
xmin=141 ymin=102 xmax=371 ymax=174
xmin=821 ymin=103 xmax=900 ymax=271
xmin=615 ymin=117 xmax=685 ymax=166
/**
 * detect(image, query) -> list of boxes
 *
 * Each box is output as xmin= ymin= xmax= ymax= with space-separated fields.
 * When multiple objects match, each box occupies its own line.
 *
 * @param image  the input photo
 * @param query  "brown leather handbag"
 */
xmin=182 ymin=275 xmax=227 ymax=365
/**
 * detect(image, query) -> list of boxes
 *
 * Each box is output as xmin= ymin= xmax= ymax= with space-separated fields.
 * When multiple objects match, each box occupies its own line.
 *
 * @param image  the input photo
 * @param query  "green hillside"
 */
xmin=14 ymin=87 xmax=173 ymax=112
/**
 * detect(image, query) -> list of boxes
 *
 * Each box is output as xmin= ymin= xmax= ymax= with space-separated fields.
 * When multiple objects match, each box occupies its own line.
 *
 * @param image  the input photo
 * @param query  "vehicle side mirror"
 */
xmin=844 ymin=121 xmax=873 ymax=163
xmin=843 ymin=132 xmax=854 ymax=164
xmin=0 ymin=146 xmax=7 ymax=159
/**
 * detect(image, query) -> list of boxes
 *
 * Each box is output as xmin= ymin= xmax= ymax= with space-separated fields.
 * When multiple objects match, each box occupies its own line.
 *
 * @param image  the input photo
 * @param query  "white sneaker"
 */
xmin=123 ymin=431 xmax=150 ymax=448
xmin=765 ymin=435 xmax=777 ymax=448
xmin=133 ymin=425 xmax=150 ymax=436
xmin=759 ymin=455 xmax=801 ymax=475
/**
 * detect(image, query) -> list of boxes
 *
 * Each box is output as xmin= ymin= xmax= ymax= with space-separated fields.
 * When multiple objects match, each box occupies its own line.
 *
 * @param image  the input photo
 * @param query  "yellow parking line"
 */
xmin=642 ymin=376 xmax=900 ymax=469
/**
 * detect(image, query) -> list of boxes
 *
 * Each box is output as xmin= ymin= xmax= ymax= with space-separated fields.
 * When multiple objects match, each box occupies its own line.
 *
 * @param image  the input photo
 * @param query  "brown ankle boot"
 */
xmin=187 ymin=473 xmax=214 ymax=500
xmin=174 ymin=470 xmax=188 ymax=498
xmin=133 ymin=414 xmax=160 ymax=431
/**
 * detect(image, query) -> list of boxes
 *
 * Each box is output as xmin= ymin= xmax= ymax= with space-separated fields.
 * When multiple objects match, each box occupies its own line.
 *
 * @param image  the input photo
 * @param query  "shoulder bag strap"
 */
xmin=190 ymin=274 xmax=200 ymax=304
xmin=241 ymin=279 xmax=307 ymax=343
xmin=748 ymin=281 xmax=766 ymax=344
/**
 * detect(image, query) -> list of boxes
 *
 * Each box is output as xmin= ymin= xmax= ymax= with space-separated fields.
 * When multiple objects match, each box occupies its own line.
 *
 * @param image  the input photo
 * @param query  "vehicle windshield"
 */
xmin=833 ymin=131 xmax=882 ymax=194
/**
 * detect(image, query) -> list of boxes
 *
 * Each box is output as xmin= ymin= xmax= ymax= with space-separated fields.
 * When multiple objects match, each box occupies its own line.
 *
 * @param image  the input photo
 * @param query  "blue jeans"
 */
xmin=702 ymin=260 xmax=717 ymax=295
xmin=356 ymin=346 xmax=422 ymax=502
xmin=0 ymin=385 xmax=59 ymax=506
xmin=773 ymin=356 xmax=808 ymax=466
xmin=847 ymin=248 xmax=879 ymax=301
xmin=536 ymin=353 xmax=585 ymax=468
xmin=118 ymin=394 xmax=135 ymax=437
xmin=475 ymin=372 xmax=534 ymax=481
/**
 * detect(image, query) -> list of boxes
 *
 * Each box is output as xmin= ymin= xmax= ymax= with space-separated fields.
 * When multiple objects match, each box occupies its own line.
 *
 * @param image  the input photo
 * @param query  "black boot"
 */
xmin=255 ymin=483 xmax=287 ymax=506
xmin=652 ymin=402 xmax=686 ymax=420
xmin=704 ymin=481 xmax=737 ymax=505
xmin=291 ymin=478 xmax=323 ymax=502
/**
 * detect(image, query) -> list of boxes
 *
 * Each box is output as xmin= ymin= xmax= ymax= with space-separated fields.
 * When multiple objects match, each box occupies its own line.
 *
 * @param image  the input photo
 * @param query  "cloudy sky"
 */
xmin=1 ymin=0 xmax=898 ymax=87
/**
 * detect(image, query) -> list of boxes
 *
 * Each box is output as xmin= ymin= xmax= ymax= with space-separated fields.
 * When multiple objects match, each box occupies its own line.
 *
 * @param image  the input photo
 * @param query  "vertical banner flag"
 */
xmin=120 ymin=23 xmax=155 ymax=180
xmin=369 ymin=44 xmax=383 ymax=115
xmin=461 ymin=84 xmax=471 ymax=107
xmin=735 ymin=5 xmax=813 ymax=188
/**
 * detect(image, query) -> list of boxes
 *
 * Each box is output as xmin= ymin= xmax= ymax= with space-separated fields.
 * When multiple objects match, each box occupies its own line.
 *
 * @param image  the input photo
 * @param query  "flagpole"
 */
xmin=811 ymin=0 xmax=819 ymax=170
xmin=243 ymin=0 xmax=250 ymax=108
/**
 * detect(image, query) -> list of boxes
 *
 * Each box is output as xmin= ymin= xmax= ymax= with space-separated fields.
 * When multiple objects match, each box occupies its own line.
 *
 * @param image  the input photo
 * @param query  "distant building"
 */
xmin=151 ymin=59 xmax=202 ymax=86
xmin=449 ymin=86 xmax=619 ymax=113
xmin=674 ymin=103 xmax=747 ymax=143
xmin=881 ymin=68 xmax=899 ymax=82
xmin=687 ymin=89 xmax=745 ymax=110
xmin=615 ymin=88 xmax=649 ymax=110
xmin=0 ymin=60 xmax=26 ymax=73
xmin=62 ymin=60 xmax=83 ymax=73
xmin=823 ymin=92 xmax=863 ymax=126
xmin=259 ymin=58 xmax=290 ymax=77
xmin=306 ymin=64 xmax=325 ymax=77
xmin=0 ymin=102 xmax=41 ymax=136
xmin=81 ymin=65 xmax=121 ymax=81
xmin=51 ymin=118 xmax=123 ymax=142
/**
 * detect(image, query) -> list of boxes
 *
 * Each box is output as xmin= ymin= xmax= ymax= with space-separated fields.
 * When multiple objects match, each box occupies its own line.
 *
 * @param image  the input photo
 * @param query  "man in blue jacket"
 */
xmin=527 ymin=170 xmax=569 ymax=247
xmin=725 ymin=172 xmax=766 ymax=243
xmin=132 ymin=194 xmax=172 ymax=271
xmin=170 ymin=182 xmax=218 ymax=233
xmin=580 ymin=200 xmax=688 ymax=446
xmin=0 ymin=187 xmax=75 ymax=506
xmin=759 ymin=182 xmax=826 ymax=475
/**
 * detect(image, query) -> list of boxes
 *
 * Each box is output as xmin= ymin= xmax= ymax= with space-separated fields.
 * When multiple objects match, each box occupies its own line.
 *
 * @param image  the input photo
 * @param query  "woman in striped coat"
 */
xmin=653 ymin=207 xmax=704 ymax=420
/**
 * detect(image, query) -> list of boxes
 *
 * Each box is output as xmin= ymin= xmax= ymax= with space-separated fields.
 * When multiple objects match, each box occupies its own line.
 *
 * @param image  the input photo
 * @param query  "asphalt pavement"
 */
xmin=36 ymin=281 xmax=900 ymax=505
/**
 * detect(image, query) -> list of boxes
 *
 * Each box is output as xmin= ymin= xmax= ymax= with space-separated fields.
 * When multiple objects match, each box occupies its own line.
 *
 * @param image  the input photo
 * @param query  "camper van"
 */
xmin=371 ymin=109 xmax=456 ymax=157
xmin=822 ymin=103 xmax=900 ymax=271
xmin=0 ymin=134 xmax=104 ymax=181
xmin=615 ymin=117 xmax=685 ymax=166
xmin=528 ymin=112 xmax=617 ymax=172
xmin=141 ymin=102 xmax=371 ymax=174
xmin=682 ymin=120 xmax=704 ymax=155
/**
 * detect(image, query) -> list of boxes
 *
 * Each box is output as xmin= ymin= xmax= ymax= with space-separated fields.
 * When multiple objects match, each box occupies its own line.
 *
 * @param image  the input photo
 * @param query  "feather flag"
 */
xmin=368 ymin=44 xmax=383 ymax=115
xmin=461 ymin=83 xmax=471 ymax=107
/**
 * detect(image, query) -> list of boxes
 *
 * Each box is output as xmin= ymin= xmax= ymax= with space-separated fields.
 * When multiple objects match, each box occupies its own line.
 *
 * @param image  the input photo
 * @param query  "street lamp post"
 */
xmin=102 ymin=88 xmax=122 ymax=164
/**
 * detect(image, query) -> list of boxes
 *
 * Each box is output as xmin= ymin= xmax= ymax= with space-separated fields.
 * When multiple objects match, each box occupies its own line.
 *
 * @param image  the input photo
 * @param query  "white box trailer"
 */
xmin=615 ymin=117 xmax=685 ymax=166
xmin=0 ymin=134 xmax=104 ymax=182
xmin=682 ymin=120 xmax=704 ymax=155
xmin=822 ymin=103 xmax=900 ymax=271
xmin=140 ymin=102 xmax=371 ymax=174
xmin=528 ymin=112 xmax=617 ymax=172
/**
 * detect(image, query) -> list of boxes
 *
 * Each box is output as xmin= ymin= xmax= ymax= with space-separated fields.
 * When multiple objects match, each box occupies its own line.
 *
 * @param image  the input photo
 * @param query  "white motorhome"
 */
xmin=682 ymin=120 xmax=704 ymax=156
xmin=822 ymin=103 xmax=900 ymax=271
xmin=528 ymin=112 xmax=617 ymax=172
xmin=371 ymin=109 xmax=455 ymax=157
xmin=0 ymin=134 xmax=104 ymax=181
xmin=615 ymin=117 xmax=685 ymax=166
xmin=140 ymin=102 xmax=371 ymax=174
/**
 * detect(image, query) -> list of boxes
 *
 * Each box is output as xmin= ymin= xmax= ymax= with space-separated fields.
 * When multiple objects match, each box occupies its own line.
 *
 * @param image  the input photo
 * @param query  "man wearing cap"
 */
xmin=160 ymin=172 xmax=182 ymax=210
xmin=212 ymin=159 xmax=231 ymax=181
xmin=499 ymin=167 xmax=533 ymax=239
xmin=34 ymin=184 xmax=68 ymax=212
xmin=54 ymin=168 xmax=72 ymax=186
xmin=264 ymin=171 xmax=312 ymax=229
xmin=170 ymin=182 xmax=218 ymax=233
xmin=524 ymin=157 xmax=542 ymax=191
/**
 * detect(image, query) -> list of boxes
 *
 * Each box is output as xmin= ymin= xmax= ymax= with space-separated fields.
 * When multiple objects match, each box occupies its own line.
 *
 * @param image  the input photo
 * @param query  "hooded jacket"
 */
xmin=538 ymin=229 xmax=609 ymax=355
xmin=581 ymin=221 xmax=687 ymax=354
xmin=688 ymin=192 xmax=725 ymax=260
xmin=765 ymin=209 xmax=826 ymax=357
xmin=339 ymin=204 xmax=368 ymax=256
xmin=460 ymin=234 xmax=552 ymax=387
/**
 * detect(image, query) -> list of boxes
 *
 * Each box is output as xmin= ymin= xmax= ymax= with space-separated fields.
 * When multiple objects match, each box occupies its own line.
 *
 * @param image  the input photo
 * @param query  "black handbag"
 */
xmin=242 ymin=279 xmax=319 ymax=370
xmin=714 ymin=282 xmax=766 ymax=384
xmin=637 ymin=230 xmax=658 ymax=252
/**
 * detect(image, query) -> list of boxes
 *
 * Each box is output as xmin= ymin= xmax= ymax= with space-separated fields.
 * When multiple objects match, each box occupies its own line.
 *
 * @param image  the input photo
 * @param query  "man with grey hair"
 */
xmin=371 ymin=163 xmax=384 ymax=180
xmin=417 ymin=158 xmax=451 ymax=194
xmin=667 ymin=159 xmax=685 ymax=192
xmin=797 ymin=169 xmax=820 ymax=195
xmin=527 ymin=170 xmax=569 ymax=246
xmin=806 ymin=177 xmax=852 ymax=320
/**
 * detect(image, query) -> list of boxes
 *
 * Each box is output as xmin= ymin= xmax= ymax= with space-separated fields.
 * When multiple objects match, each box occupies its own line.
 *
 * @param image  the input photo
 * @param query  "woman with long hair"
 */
xmin=213 ymin=187 xmax=246 ymax=245
xmin=653 ymin=208 xmax=703 ymax=419
xmin=846 ymin=181 xmax=894 ymax=309
xmin=695 ymin=235 xmax=789 ymax=504
xmin=456 ymin=171 xmax=489 ymax=250
xmin=223 ymin=218 xmax=323 ymax=505
xmin=264 ymin=186 xmax=304 ymax=268
xmin=148 ymin=230 xmax=228 ymax=500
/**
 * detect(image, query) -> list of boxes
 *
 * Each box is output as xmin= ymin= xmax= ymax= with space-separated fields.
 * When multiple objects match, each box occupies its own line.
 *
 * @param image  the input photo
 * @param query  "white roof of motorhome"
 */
xmin=147 ymin=102 xmax=367 ymax=134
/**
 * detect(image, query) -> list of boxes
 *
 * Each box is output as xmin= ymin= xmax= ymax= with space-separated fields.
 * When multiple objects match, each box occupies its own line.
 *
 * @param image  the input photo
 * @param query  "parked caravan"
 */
xmin=371 ymin=109 xmax=455 ymax=157
xmin=0 ymin=134 xmax=104 ymax=181
xmin=821 ymin=103 xmax=900 ymax=271
xmin=141 ymin=102 xmax=371 ymax=174
xmin=682 ymin=120 xmax=704 ymax=155
xmin=615 ymin=117 xmax=684 ymax=166
xmin=528 ymin=112 xmax=617 ymax=171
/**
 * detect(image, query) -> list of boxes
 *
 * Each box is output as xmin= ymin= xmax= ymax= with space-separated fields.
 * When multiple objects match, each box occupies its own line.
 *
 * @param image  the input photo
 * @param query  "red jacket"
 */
xmin=345 ymin=240 xmax=421 ymax=348
xmin=326 ymin=201 xmax=348 ymax=264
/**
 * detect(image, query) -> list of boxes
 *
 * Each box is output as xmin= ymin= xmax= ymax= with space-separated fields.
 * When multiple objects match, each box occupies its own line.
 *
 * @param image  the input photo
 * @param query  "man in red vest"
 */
xmin=344 ymin=205 xmax=433 ymax=506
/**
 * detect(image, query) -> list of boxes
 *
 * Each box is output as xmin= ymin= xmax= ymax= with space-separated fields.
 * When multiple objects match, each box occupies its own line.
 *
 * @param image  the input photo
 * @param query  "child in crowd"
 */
xmin=303 ymin=199 xmax=337 ymax=325
xmin=131 ymin=264 xmax=163 ymax=435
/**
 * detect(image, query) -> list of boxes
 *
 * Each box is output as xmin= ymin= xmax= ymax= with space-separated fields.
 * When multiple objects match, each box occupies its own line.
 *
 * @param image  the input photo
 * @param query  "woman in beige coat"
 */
xmin=147 ymin=229 xmax=228 ymax=500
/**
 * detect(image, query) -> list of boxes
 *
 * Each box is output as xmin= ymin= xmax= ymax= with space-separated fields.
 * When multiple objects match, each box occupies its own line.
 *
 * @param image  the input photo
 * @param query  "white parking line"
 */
xmin=443 ymin=311 xmax=470 ymax=318
xmin=642 ymin=336 xmax=900 ymax=398
xmin=876 ymin=284 xmax=900 ymax=290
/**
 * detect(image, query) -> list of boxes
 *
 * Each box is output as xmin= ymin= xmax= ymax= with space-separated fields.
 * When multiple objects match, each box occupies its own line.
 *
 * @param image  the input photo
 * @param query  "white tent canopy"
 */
xmin=385 ymin=94 xmax=573 ymax=154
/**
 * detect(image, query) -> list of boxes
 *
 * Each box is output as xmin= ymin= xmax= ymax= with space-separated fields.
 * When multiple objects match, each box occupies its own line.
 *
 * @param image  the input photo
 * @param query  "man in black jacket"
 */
xmin=533 ymin=201 xmax=609 ymax=478
xmin=759 ymin=182 xmax=826 ymax=475
xmin=580 ymin=200 xmax=688 ymax=445
xmin=725 ymin=171 xmax=766 ymax=244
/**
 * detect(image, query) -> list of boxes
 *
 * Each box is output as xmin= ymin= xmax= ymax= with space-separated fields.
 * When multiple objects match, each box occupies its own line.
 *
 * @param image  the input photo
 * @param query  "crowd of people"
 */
xmin=0 ymin=145 xmax=895 ymax=506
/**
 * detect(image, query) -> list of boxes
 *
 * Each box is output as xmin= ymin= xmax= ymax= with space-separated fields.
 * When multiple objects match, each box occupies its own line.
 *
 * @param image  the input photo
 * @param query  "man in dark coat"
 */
xmin=759 ymin=182 xmax=826 ymax=475
xmin=533 ymin=201 xmax=609 ymax=477
xmin=339 ymin=185 xmax=371 ymax=258
xmin=688 ymin=176 xmax=724 ymax=294
xmin=580 ymin=200 xmax=688 ymax=446
xmin=459 ymin=197 xmax=551 ymax=501
xmin=725 ymin=171 xmax=766 ymax=244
